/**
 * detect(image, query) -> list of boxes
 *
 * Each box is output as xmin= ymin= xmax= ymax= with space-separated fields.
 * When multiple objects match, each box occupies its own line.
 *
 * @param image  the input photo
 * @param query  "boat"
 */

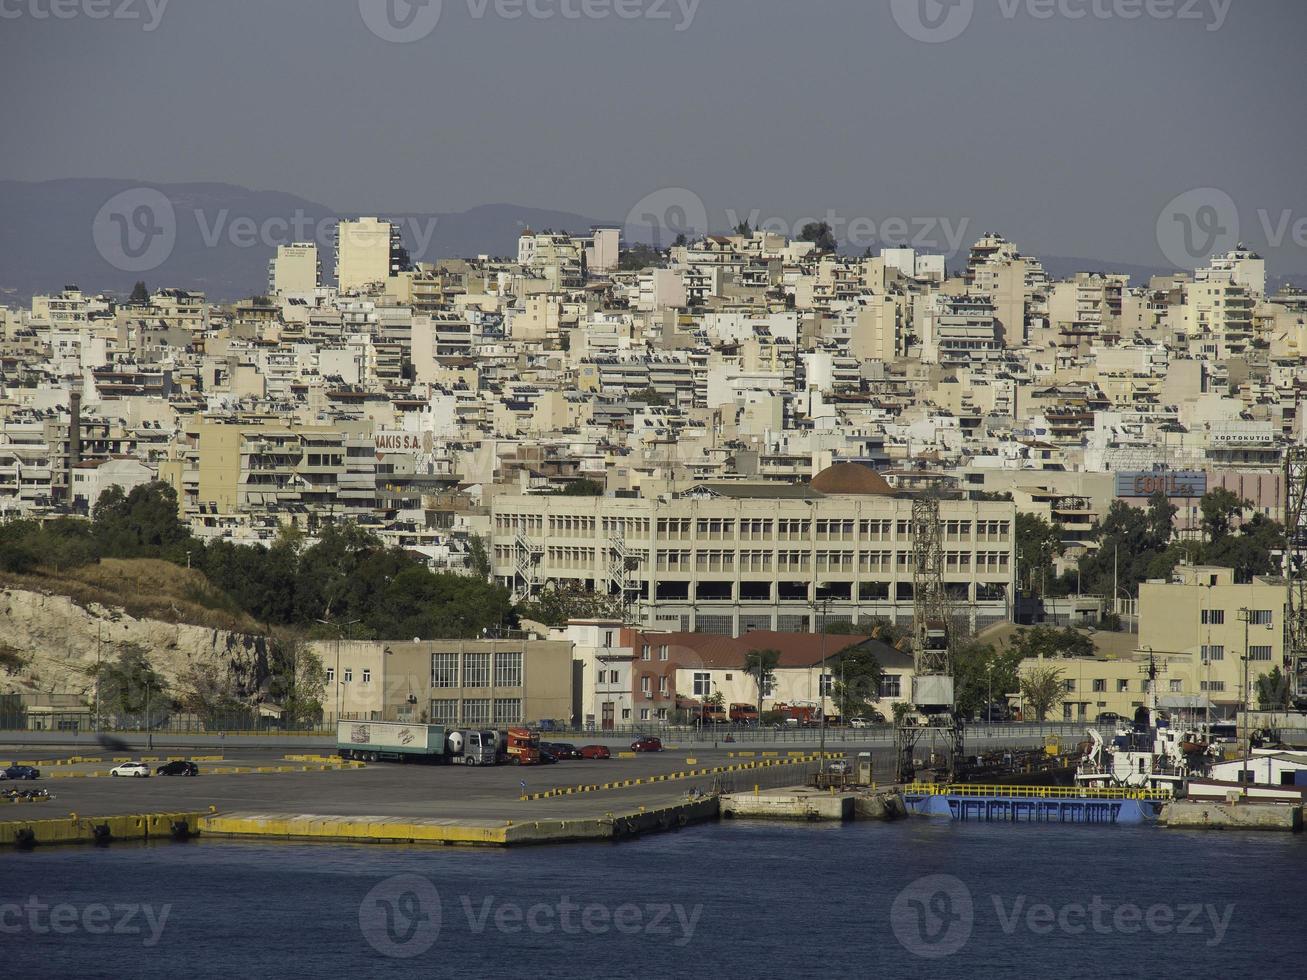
xmin=1074 ymin=652 xmax=1219 ymax=796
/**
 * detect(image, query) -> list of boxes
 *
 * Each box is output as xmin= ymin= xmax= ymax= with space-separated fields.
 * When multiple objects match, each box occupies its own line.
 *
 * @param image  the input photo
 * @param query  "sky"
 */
xmin=1 ymin=0 xmax=1304 ymax=271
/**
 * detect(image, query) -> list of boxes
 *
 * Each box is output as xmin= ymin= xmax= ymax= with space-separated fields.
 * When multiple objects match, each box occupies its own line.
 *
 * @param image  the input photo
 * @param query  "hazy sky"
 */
xmin=2 ymin=0 xmax=1304 ymax=270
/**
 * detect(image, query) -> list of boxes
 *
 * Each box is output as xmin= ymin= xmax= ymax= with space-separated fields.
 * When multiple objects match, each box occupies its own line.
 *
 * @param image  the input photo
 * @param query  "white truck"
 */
xmin=336 ymin=721 xmax=447 ymax=763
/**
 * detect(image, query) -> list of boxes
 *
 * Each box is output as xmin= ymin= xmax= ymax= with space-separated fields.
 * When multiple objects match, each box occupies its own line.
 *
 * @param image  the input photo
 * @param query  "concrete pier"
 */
xmin=720 ymin=787 xmax=854 ymax=821
xmin=1160 ymin=800 xmax=1303 ymax=832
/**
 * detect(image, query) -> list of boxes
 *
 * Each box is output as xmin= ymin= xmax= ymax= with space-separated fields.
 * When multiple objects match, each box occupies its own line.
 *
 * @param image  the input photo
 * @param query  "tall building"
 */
xmin=268 ymin=242 xmax=320 ymax=296
xmin=336 ymin=218 xmax=408 ymax=293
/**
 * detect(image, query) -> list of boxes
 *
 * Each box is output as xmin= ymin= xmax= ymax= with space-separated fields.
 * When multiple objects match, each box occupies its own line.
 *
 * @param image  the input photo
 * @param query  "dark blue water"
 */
xmin=2 ymin=821 xmax=1303 ymax=979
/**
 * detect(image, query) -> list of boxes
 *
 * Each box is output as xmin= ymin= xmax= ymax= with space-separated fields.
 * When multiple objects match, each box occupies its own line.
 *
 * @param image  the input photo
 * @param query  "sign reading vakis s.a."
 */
xmin=373 ymin=431 xmax=428 ymax=454
xmin=1114 ymin=470 xmax=1207 ymax=498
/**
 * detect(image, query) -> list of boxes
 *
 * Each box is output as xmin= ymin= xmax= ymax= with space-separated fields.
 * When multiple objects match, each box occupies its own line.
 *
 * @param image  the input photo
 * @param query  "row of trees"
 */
xmin=1017 ymin=488 xmax=1283 ymax=602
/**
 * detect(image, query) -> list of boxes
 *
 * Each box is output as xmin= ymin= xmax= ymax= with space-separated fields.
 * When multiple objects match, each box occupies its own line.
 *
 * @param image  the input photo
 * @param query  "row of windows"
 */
xmin=651 ymin=549 xmax=1011 ymax=574
xmin=428 ymin=697 xmax=522 ymax=726
xmin=1201 ymin=609 xmax=1274 ymax=626
xmin=430 ymin=651 xmax=523 ymax=689
xmin=498 ymin=514 xmax=1010 ymax=543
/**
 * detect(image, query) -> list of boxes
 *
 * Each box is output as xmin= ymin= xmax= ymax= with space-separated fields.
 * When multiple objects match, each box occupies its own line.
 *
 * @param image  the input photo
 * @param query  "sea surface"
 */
xmin=1 ymin=820 xmax=1303 ymax=979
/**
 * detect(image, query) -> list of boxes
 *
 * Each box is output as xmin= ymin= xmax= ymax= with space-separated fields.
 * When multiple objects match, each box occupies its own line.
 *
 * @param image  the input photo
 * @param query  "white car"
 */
xmin=110 ymin=762 xmax=151 ymax=778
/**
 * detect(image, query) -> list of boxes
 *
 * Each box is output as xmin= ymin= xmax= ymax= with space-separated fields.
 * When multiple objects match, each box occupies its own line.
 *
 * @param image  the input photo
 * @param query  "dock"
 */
xmin=903 ymin=783 xmax=1170 ymax=825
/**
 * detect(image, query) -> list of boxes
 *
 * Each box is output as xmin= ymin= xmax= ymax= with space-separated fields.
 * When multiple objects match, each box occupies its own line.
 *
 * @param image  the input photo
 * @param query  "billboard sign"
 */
xmin=1114 ymin=470 xmax=1207 ymax=498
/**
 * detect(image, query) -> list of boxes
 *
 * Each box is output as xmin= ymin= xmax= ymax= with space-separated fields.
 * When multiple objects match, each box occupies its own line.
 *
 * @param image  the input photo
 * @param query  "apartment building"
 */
xmin=490 ymin=462 xmax=1017 ymax=636
xmin=336 ymin=217 xmax=408 ymax=293
xmin=268 ymin=242 xmax=321 ymax=296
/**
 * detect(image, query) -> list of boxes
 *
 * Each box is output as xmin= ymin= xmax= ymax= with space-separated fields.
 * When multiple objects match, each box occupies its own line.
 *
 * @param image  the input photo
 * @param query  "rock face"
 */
xmin=0 ymin=586 xmax=270 ymax=705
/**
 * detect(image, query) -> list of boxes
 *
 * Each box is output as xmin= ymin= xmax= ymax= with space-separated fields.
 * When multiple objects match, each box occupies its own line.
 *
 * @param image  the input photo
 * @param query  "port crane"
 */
xmin=894 ymin=489 xmax=965 ymax=782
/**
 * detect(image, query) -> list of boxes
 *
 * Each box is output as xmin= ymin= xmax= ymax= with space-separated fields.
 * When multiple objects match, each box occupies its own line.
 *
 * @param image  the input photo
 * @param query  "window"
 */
xmin=1249 ymin=609 xmax=1273 ymax=626
xmin=880 ymin=675 xmax=902 ymax=699
xmin=604 ymin=630 xmax=615 ymax=646
xmin=656 ymin=708 xmax=667 ymax=720
xmin=463 ymin=652 xmax=491 ymax=688
xmin=693 ymin=672 xmax=710 ymax=697
xmin=1092 ymin=679 xmax=1106 ymax=693
xmin=640 ymin=708 xmax=650 ymax=721
xmin=659 ymin=645 xmax=668 ymax=661
xmin=621 ymin=708 xmax=631 ymax=720
xmin=640 ymin=675 xmax=652 ymax=696
xmin=1202 ymin=645 xmax=1225 ymax=662
xmin=361 ymin=669 xmax=371 ymax=684
xmin=495 ymin=651 xmax=523 ymax=688
xmin=429 ymin=699 xmax=459 ymax=724
xmin=1200 ymin=680 xmax=1226 ymax=692
xmin=432 ymin=653 xmax=459 ymax=688
xmin=1064 ymin=679 xmax=1076 ymax=693
xmin=1249 ymin=645 xmax=1273 ymax=661
xmin=343 ymin=668 xmax=353 ymax=684
xmin=1201 ymin=609 xmax=1225 ymax=625
xmin=462 ymin=698 xmax=491 ymax=725
xmin=1116 ymin=679 xmax=1129 ymax=693
xmin=819 ymin=674 xmax=833 ymax=696
xmin=493 ymin=698 xmax=522 ymax=725
xmin=642 ymin=646 xmax=652 ymax=661
xmin=325 ymin=668 xmax=335 ymax=683
xmin=659 ymin=676 xmax=668 ymax=695
xmin=1169 ymin=679 xmax=1183 ymax=693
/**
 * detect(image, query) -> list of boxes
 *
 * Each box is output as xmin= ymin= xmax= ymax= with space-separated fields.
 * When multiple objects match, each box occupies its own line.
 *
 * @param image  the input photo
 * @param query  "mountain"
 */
xmin=2 ymin=178 xmax=1296 ymax=305
xmin=0 ymin=179 xmax=612 ymax=303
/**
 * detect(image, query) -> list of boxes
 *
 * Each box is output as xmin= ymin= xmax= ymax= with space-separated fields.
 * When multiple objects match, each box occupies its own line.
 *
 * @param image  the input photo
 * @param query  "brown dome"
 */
xmin=810 ymin=462 xmax=894 ymax=496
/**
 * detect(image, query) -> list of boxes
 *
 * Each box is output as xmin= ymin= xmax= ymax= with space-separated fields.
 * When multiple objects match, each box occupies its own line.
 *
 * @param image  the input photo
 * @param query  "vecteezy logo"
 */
xmin=358 ymin=0 xmax=443 ymax=43
xmin=1156 ymin=187 xmax=1239 ymax=269
xmin=890 ymin=0 xmax=974 ymax=43
xmin=92 ymin=187 xmax=176 ymax=273
xmin=359 ymin=874 xmax=442 ymax=958
xmin=624 ymin=188 xmax=708 ymax=249
xmin=890 ymin=874 xmax=973 ymax=959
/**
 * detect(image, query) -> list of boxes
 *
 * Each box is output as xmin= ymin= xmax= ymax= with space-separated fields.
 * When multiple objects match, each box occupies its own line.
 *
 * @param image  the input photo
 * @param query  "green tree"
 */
xmin=557 ymin=479 xmax=604 ymax=496
xmin=517 ymin=583 xmax=621 ymax=628
xmin=953 ymin=639 xmax=1023 ymax=718
xmin=1019 ymin=661 xmax=1066 ymax=722
xmin=92 ymin=482 xmax=192 ymax=559
xmin=466 ymin=535 xmax=491 ymax=580
xmin=267 ymin=634 xmax=326 ymax=728
xmin=1200 ymin=488 xmax=1245 ymax=542
xmin=1015 ymin=512 xmax=1064 ymax=594
xmin=94 ymin=645 xmax=170 ymax=726
xmin=829 ymin=641 xmax=884 ymax=719
xmin=129 ymin=281 xmax=150 ymax=304
xmin=743 ymin=648 xmax=781 ymax=719
xmin=1256 ymin=667 xmax=1291 ymax=710
xmin=1008 ymin=626 xmax=1095 ymax=661
xmin=798 ymin=221 xmax=838 ymax=253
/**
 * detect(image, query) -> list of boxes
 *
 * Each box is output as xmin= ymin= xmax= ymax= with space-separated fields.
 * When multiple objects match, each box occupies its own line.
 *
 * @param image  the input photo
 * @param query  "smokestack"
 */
xmin=69 ymin=390 xmax=81 ymax=471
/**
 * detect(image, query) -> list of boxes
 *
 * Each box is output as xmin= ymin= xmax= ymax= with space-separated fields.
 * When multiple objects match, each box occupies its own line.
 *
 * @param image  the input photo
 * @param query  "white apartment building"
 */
xmin=269 ymin=242 xmax=321 ymax=296
xmin=336 ymin=218 xmax=406 ymax=293
xmin=490 ymin=463 xmax=1016 ymax=636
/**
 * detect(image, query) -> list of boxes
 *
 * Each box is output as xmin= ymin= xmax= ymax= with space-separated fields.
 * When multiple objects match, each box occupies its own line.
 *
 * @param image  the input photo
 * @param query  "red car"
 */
xmin=630 ymin=736 xmax=663 ymax=752
xmin=579 ymin=744 xmax=611 ymax=759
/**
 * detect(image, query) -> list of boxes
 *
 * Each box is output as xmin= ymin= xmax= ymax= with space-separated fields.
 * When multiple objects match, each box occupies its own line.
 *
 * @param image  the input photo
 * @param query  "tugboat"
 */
xmin=1074 ymin=651 xmax=1218 ymax=797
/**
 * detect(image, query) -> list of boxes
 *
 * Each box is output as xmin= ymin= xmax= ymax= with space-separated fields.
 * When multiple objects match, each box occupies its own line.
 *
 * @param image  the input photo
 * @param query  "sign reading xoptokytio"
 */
xmin=1114 ymin=470 xmax=1207 ymax=498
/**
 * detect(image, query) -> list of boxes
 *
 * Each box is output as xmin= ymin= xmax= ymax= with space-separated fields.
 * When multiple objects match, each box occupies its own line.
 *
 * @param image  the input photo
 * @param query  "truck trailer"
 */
xmin=337 ymin=721 xmax=447 ymax=763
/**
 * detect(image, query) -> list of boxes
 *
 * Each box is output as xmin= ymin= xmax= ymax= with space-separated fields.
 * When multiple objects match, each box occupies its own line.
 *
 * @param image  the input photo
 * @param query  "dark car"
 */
xmin=548 ymin=742 xmax=582 ymax=759
xmin=579 ymin=744 xmax=611 ymax=759
xmin=537 ymin=749 xmax=558 ymax=764
xmin=2 ymin=765 xmax=40 ymax=780
xmin=156 ymin=760 xmax=199 ymax=777
xmin=630 ymin=736 xmax=663 ymax=752
xmin=1095 ymin=712 xmax=1125 ymax=724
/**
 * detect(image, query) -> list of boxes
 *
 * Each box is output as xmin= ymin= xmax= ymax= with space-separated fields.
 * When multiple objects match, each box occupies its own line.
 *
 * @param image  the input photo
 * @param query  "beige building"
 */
xmin=490 ymin=463 xmax=1017 ymax=635
xmin=315 ymin=638 xmax=574 ymax=728
xmin=336 ymin=217 xmax=402 ymax=293
xmin=269 ymin=242 xmax=320 ymax=296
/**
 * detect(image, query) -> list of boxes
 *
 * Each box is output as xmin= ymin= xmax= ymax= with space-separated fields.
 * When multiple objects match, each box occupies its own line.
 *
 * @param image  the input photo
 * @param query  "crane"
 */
xmin=894 ymin=489 xmax=965 ymax=782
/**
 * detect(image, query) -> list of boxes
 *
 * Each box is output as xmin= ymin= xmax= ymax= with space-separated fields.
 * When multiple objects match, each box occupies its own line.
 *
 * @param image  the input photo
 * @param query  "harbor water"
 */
xmin=2 ymin=820 xmax=1303 ymax=978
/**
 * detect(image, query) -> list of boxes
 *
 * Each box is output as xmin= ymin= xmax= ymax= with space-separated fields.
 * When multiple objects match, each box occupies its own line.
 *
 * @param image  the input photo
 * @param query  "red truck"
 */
xmin=729 ymin=703 xmax=759 ymax=725
xmin=503 ymin=726 xmax=542 ymax=765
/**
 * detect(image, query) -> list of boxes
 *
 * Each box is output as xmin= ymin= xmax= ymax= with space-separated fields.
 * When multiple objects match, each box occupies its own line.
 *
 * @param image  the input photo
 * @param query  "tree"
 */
xmin=516 ymin=583 xmax=619 ymax=628
xmin=734 ymin=220 xmax=751 ymax=236
xmin=94 ymin=645 xmax=170 ymax=727
xmin=829 ymin=641 xmax=884 ymax=719
xmin=129 ymin=281 xmax=150 ymax=304
xmin=798 ymin=221 xmax=838 ymax=253
xmin=466 ymin=535 xmax=491 ymax=580
xmin=743 ymin=648 xmax=781 ymax=719
xmin=1008 ymin=626 xmax=1095 ymax=661
xmin=267 ymin=634 xmax=326 ymax=728
xmin=1019 ymin=661 xmax=1066 ymax=722
xmin=1200 ymin=488 xmax=1245 ymax=542
xmin=953 ymin=640 xmax=1023 ymax=718
xmin=1015 ymin=512 xmax=1063 ymax=594
xmin=557 ymin=479 xmax=604 ymax=496
xmin=92 ymin=482 xmax=192 ymax=559
xmin=1256 ymin=667 xmax=1291 ymax=710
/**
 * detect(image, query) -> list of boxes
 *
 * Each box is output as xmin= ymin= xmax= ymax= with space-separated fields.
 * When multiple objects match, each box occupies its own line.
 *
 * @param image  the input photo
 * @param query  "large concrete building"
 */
xmin=336 ymin=217 xmax=407 ymax=293
xmin=315 ymin=638 xmax=574 ymax=728
xmin=491 ymin=463 xmax=1017 ymax=636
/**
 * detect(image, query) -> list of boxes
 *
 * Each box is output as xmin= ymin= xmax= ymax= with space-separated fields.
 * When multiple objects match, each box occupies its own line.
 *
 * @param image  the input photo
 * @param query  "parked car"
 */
xmin=849 ymin=713 xmax=885 ymax=728
xmin=630 ymin=735 xmax=663 ymax=752
xmin=548 ymin=742 xmax=582 ymax=759
xmin=1095 ymin=712 xmax=1124 ymax=724
xmin=156 ymin=760 xmax=199 ymax=777
xmin=110 ymin=762 xmax=151 ymax=778
xmin=537 ymin=749 xmax=558 ymax=764
xmin=825 ymin=759 xmax=851 ymax=775
xmin=579 ymin=744 xmax=611 ymax=759
xmin=2 ymin=765 xmax=40 ymax=780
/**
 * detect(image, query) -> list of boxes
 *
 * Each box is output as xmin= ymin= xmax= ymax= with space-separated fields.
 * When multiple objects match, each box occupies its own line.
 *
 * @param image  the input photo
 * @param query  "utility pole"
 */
xmin=1238 ymin=606 xmax=1252 ymax=784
